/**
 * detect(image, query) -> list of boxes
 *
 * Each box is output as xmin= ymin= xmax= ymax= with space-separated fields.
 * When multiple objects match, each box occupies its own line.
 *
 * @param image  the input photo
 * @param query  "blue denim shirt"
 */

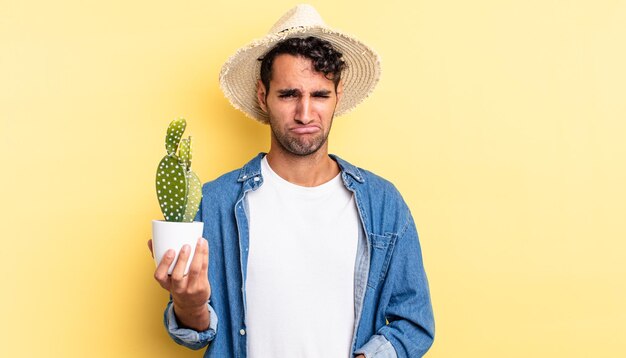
xmin=163 ymin=153 xmax=435 ymax=357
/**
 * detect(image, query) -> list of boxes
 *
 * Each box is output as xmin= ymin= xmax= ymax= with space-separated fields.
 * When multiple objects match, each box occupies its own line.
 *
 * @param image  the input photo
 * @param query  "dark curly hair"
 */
xmin=258 ymin=36 xmax=346 ymax=93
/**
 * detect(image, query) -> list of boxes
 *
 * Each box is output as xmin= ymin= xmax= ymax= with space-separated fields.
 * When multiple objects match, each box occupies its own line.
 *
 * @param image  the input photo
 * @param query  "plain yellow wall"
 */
xmin=1 ymin=0 xmax=625 ymax=356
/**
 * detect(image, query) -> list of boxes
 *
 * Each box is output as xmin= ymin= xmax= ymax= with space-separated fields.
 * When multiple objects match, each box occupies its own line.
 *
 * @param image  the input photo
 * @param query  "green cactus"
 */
xmin=156 ymin=118 xmax=202 ymax=222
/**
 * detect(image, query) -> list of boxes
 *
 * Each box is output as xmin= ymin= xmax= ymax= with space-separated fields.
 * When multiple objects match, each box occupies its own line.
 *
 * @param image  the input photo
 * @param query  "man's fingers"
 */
xmin=147 ymin=239 xmax=154 ymax=258
xmin=154 ymin=249 xmax=175 ymax=289
xmin=201 ymin=238 xmax=209 ymax=274
xmin=188 ymin=237 xmax=209 ymax=280
xmin=187 ymin=238 xmax=205 ymax=281
xmin=171 ymin=244 xmax=191 ymax=285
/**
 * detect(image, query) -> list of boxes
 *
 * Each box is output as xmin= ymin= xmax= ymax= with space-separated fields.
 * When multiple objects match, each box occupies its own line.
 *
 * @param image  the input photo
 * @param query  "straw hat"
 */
xmin=219 ymin=4 xmax=381 ymax=123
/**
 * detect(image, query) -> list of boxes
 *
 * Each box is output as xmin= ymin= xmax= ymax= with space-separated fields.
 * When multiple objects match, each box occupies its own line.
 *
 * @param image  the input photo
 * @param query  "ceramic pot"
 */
xmin=152 ymin=220 xmax=204 ymax=275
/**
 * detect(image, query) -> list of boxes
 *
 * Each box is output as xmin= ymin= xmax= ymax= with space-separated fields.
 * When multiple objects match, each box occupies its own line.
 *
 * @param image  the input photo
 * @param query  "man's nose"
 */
xmin=295 ymin=96 xmax=313 ymax=124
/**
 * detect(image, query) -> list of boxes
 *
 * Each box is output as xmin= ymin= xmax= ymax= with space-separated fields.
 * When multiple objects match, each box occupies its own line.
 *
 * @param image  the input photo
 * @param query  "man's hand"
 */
xmin=355 ymin=355 xmax=366 ymax=358
xmin=149 ymin=237 xmax=211 ymax=331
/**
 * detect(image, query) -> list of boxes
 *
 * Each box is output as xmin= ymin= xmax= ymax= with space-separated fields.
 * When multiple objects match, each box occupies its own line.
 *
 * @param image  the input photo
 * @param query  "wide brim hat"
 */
xmin=219 ymin=4 xmax=381 ymax=124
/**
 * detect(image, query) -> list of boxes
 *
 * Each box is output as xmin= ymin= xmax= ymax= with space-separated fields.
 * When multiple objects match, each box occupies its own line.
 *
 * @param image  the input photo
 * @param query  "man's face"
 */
xmin=257 ymin=54 xmax=343 ymax=157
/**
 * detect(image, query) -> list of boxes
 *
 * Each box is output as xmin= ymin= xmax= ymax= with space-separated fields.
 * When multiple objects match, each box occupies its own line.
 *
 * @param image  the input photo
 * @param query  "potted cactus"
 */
xmin=151 ymin=117 xmax=203 ymax=275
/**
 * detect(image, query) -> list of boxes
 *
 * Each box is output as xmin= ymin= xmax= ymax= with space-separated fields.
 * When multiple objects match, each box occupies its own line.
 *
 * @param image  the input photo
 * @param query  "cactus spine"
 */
xmin=156 ymin=118 xmax=202 ymax=222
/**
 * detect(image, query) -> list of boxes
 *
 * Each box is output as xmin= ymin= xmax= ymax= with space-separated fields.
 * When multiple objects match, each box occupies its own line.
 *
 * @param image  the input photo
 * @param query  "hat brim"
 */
xmin=219 ymin=26 xmax=381 ymax=123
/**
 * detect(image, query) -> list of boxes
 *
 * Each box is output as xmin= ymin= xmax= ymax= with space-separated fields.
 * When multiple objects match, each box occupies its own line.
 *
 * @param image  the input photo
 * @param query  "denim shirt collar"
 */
xmin=236 ymin=153 xmax=264 ymax=183
xmin=330 ymin=153 xmax=366 ymax=184
xmin=236 ymin=152 xmax=365 ymax=185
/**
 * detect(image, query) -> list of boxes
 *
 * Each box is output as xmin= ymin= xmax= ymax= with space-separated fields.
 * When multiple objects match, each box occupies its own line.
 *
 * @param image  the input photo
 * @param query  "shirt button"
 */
xmin=239 ymin=329 xmax=246 ymax=336
xmin=253 ymin=177 xmax=260 ymax=182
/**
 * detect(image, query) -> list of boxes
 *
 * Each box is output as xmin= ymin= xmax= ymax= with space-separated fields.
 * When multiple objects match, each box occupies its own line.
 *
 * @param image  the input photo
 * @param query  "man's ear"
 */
xmin=336 ymin=80 xmax=344 ymax=104
xmin=257 ymin=80 xmax=268 ymax=113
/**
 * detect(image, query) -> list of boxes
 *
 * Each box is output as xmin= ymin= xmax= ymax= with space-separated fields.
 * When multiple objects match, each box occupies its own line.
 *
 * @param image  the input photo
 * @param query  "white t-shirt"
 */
xmin=245 ymin=156 xmax=360 ymax=358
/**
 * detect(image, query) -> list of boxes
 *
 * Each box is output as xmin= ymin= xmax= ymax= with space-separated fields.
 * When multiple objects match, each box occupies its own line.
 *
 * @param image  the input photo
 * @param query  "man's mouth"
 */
xmin=290 ymin=125 xmax=320 ymax=134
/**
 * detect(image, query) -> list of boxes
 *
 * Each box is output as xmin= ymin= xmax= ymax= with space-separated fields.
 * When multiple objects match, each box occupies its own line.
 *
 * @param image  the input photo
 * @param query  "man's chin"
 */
xmin=271 ymin=128 xmax=328 ymax=157
xmin=286 ymin=139 xmax=327 ymax=156
xmin=286 ymin=145 xmax=322 ymax=157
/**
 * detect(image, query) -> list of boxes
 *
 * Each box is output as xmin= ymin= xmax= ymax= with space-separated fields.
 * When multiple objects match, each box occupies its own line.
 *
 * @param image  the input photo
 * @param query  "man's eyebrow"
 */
xmin=312 ymin=90 xmax=332 ymax=96
xmin=277 ymin=89 xmax=300 ymax=96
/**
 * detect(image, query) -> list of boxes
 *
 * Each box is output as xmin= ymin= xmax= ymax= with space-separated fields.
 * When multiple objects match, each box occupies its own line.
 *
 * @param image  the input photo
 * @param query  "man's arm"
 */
xmin=355 ymin=214 xmax=435 ymax=357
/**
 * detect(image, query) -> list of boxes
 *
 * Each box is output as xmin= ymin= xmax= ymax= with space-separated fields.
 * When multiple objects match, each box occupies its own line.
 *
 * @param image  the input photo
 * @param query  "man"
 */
xmin=149 ymin=4 xmax=434 ymax=357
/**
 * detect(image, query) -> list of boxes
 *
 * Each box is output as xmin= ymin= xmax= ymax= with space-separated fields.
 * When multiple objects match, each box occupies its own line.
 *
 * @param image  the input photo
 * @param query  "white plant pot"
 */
xmin=152 ymin=220 xmax=204 ymax=275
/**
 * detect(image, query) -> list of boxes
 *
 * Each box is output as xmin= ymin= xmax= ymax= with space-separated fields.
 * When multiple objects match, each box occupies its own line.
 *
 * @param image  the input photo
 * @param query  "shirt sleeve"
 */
xmin=354 ymin=334 xmax=398 ymax=357
xmin=163 ymin=299 xmax=218 ymax=350
xmin=355 ymin=213 xmax=435 ymax=357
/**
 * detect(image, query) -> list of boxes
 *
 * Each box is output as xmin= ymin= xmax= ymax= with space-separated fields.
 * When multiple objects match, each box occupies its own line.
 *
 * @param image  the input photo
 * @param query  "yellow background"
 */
xmin=1 ymin=0 xmax=625 ymax=356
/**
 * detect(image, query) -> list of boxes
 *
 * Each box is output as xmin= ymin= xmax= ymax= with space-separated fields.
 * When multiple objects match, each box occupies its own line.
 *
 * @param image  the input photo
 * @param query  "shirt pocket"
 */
xmin=367 ymin=232 xmax=397 ymax=289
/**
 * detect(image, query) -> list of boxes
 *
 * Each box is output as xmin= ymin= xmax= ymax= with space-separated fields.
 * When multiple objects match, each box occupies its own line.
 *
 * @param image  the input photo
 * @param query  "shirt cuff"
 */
xmin=163 ymin=300 xmax=218 ymax=350
xmin=355 ymin=334 xmax=397 ymax=358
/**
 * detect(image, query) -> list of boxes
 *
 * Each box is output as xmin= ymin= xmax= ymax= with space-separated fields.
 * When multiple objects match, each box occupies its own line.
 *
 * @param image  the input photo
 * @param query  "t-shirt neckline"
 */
xmin=261 ymin=155 xmax=343 ymax=195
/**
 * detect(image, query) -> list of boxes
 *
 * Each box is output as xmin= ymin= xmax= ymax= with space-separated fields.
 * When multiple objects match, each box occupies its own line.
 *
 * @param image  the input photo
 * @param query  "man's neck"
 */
xmin=265 ymin=147 xmax=340 ymax=187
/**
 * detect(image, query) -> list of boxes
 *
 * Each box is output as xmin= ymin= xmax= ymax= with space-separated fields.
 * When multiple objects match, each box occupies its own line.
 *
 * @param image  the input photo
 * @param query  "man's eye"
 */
xmin=313 ymin=92 xmax=331 ymax=98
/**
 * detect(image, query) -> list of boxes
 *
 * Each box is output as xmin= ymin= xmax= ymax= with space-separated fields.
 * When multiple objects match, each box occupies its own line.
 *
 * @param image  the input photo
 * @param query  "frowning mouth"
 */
xmin=290 ymin=125 xmax=321 ymax=134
